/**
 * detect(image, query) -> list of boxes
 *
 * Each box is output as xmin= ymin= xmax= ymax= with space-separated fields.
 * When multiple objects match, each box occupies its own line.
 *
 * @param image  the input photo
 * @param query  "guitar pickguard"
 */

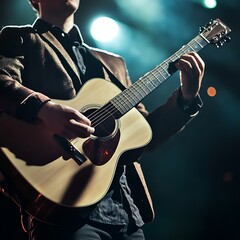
xmin=83 ymin=130 xmax=120 ymax=166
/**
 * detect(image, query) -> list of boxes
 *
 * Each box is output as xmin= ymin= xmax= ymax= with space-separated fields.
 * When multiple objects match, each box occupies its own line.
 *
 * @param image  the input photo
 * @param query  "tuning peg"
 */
xmin=214 ymin=34 xmax=232 ymax=48
xmin=215 ymin=39 xmax=227 ymax=48
xmin=208 ymin=19 xmax=213 ymax=25
xmin=200 ymin=19 xmax=214 ymax=33
xmin=206 ymin=19 xmax=216 ymax=28
xmin=225 ymin=36 xmax=231 ymax=43
xmin=215 ymin=42 xmax=222 ymax=48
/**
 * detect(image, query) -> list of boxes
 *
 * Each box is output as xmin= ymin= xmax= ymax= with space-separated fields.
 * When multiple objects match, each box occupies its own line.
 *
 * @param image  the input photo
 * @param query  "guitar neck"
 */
xmin=110 ymin=33 xmax=209 ymax=117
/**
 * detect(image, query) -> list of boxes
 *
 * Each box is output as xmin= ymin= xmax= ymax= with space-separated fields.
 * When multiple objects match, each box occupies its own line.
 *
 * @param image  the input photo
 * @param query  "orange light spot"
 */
xmin=207 ymin=87 xmax=217 ymax=97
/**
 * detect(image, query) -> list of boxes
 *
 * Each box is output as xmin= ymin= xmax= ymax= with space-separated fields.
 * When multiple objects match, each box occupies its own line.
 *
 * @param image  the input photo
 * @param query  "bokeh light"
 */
xmin=90 ymin=17 xmax=120 ymax=43
xmin=207 ymin=86 xmax=217 ymax=97
xmin=202 ymin=0 xmax=217 ymax=9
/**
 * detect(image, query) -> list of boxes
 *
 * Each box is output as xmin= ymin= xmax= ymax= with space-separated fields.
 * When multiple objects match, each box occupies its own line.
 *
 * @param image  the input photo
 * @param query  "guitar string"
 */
xmin=85 ymin=35 xmax=205 ymax=134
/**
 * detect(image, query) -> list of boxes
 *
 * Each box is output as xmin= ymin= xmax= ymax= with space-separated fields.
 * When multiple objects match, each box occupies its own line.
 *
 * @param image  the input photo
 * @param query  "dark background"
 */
xmin=0 ymin=0 xmax=240 ymax=239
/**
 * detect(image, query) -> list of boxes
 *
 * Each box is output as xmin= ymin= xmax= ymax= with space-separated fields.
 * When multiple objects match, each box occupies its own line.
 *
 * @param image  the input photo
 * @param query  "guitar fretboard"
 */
xmin=110 ymin=33 xmax=209 ymax=116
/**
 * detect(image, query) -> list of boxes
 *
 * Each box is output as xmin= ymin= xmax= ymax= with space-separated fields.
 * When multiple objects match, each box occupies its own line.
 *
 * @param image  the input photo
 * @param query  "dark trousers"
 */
xmin=29 ymin=219 xmax=145 ymax=240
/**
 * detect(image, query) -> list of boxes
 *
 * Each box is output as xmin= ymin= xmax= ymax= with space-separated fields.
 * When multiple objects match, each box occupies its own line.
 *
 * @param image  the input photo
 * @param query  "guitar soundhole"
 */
xmin=82 ymin=106 xmax=120 ymax=165
xmin=84 ymin=107 xmax=119 ymax=139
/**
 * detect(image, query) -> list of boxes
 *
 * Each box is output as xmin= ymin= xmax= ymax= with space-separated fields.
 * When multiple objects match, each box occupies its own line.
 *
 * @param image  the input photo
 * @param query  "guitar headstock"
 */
xmin=200 ymin=18 xmax=231 ymax=48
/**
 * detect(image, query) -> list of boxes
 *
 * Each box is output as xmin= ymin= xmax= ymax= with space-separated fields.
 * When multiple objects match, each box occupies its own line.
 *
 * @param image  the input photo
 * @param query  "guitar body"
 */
xmin=0 ymin=78 xmax=152 ymax=223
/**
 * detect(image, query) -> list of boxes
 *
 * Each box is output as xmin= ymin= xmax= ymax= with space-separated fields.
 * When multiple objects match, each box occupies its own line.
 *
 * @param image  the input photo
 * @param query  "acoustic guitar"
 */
xmin=0 ymin=18 xmax=231 ymax=224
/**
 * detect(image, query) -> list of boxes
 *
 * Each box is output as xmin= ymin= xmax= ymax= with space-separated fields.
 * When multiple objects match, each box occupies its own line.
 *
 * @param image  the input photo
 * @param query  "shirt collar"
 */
xmin=33 ymin=18 xmax=84 ymax=45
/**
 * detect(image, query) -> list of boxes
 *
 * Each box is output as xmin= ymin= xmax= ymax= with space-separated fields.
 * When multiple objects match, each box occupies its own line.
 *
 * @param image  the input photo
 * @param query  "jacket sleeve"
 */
xmin=0 ymin=27 xmax=34 ymax=116
xmin=145 ymin=89 xmax=196 ymax=151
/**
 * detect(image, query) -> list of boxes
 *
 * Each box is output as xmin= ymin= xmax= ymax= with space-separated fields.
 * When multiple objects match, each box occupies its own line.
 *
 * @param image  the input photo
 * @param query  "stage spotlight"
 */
xmin=202 ymin=0 xmax=217 ymax=9
xmin=90 ymin=17 xmax=120 ymax=43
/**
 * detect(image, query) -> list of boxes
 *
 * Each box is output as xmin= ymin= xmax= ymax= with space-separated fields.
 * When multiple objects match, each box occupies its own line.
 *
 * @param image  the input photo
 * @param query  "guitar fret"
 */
xmin=115 ymin=100 xmax=130 ymax=114
xmin=110 ymin=98 xmax=123 ymax=114
xmin=172 ymin=53 xmax=181 ymax=60
xmin=128 ymin=87 xmax=142 ymax=102
xmin=137 ymin=80 xmax=149 ymax=94
xmin=150 ymin=71 xmax=162 ymax=86
xmin=141 ymin=80 xmax=153 ymax=93
xmin=108 ymin=102 xmax=119 ymax=116
xmin=159 ymin=65 xmax=171 ymax=76
xmin=186 ymin=43 xmax=196 ymax=51
xmin=134 ymin=84 xmax=146 ymax=99
xmin=111 ymin=85 xmax=145 ymax=115
xmin=162 ymin=60 xmax=175 ymax=74
xmin=144 ymin=76 xmax=157 ymax=89
xmin=193 ymin=38 xmax=204 ymax=48
xmin=131 ymin=82 xmax=149 ymax=102
xmin=136 ymin=80 xmax=150 ymax=96
xmin=178 ymin=47 xmax=187 ymax=56
xmin=155 ymin=67 xmax=167 ymax=80
xmin=119 ymin=91 xmax=132 ymax=109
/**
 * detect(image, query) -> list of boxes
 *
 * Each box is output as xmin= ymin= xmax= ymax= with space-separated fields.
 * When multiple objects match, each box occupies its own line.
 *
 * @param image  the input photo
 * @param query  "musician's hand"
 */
xmin=37 ymin=101 xmax=95 ymax=139
xmin=175 ymin=52 xmax=205 ymax=103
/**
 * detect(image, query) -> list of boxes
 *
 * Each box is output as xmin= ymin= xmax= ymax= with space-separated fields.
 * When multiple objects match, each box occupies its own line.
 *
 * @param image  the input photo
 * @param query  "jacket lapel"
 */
xmin=41 ymin=31 xmax=80 ymax=80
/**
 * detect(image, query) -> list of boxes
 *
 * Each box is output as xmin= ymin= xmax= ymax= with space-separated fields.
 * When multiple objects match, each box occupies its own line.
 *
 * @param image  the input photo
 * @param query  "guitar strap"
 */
xmin=100 ymin=62 xmax=126 ymax=91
